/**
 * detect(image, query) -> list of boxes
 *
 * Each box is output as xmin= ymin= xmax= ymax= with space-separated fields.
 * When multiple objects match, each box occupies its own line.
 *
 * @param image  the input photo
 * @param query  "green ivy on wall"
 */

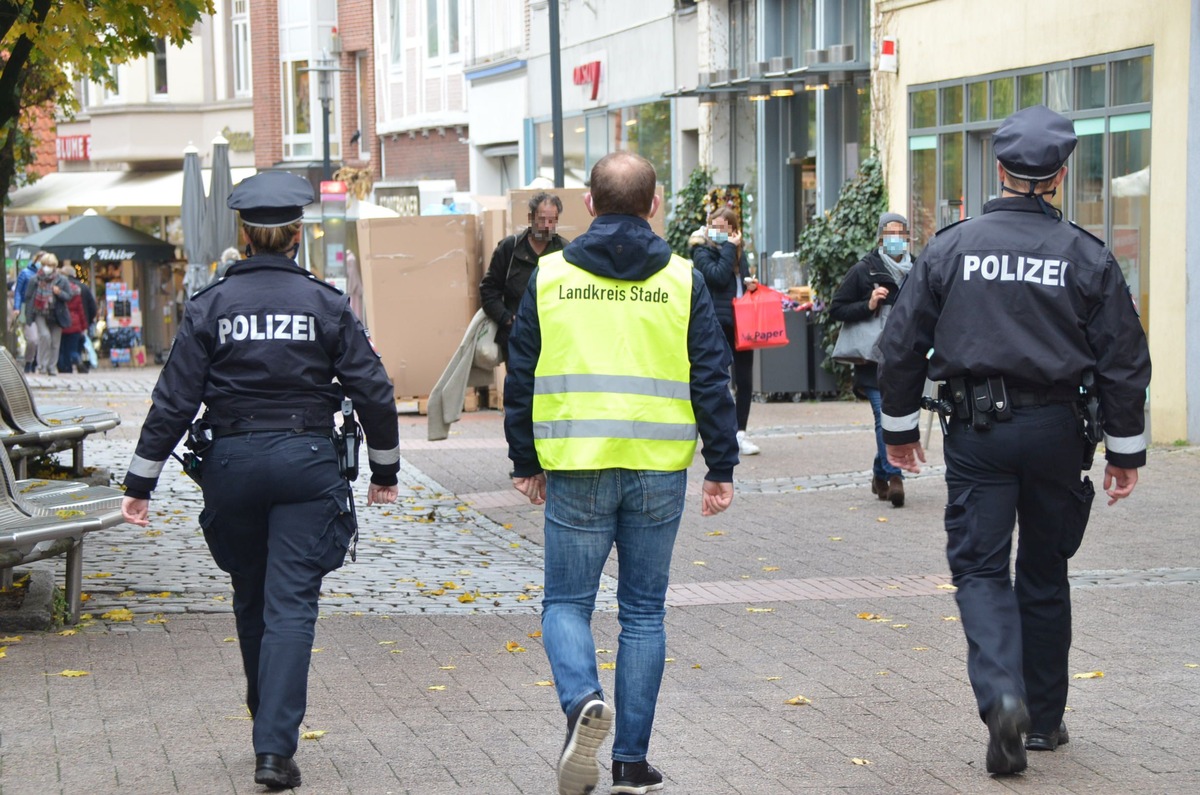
xmin=666 ymin=165 xmax=715 ymax=258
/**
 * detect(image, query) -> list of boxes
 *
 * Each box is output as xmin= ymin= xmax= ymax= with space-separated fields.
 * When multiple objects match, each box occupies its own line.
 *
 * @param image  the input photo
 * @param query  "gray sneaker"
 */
xmin=558 ymin=695 xmax=614 ymax=795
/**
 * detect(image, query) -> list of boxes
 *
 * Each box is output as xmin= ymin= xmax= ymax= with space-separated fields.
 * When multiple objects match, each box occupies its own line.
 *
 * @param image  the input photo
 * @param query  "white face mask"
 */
xmin=41 ymin=266 xmax=55 ymax=276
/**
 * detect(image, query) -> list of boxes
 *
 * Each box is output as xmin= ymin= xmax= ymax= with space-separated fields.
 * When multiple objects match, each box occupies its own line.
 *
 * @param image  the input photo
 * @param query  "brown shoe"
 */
xmin=888 ymin=475 xmax=905 ymax=507
xmin=871 ymin=476 xmax=890 ymax=501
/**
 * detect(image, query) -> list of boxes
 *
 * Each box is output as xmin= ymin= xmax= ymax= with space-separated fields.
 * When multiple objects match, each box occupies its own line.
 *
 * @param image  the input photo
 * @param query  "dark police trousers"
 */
xmin=942 ymin=403 xmax=1094 ymax=733
xmin=198 ymin=430 xmax=355 ymax=757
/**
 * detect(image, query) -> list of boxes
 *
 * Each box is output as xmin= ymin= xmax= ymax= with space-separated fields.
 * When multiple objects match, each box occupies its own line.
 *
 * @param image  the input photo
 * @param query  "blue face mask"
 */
xmin=883 ymin=235 xmax=908 ymax=257
xmin=708 ymin=229 xmax=729 ymax=244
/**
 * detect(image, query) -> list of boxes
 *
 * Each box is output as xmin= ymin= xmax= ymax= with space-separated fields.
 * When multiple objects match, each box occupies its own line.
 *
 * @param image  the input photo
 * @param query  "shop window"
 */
xmin=153 ymin=38 xmax=168 ymax=95
xmin=1110 ymin=113 xmax=1151 ymax=316
xmin=967 ymin=82 xmax=987 ymax=122
xmin=940 ymin=133 xmax=964 ymax=228
xmin=1018 ymin=73 xmax=1043 ymax=109
xmin=910 ymin=89 xmax=936 ymax=128
xmin=611 ymin=101 xmax=673 ymax=200
xmin=990 ymin=77 xmax=1014 ymax=119
xmin=1047 ymin=69 xmax=1070 ymax=111
xmin=1111 ymin=55 xmax=1151 ymax=105
xmin=941 ymin=85 xmax=963 ymax=125
xmin=1075 ymin=63 xmax=1106 ymax=110
xmin=909 ymin=136 xmax=937 ymax=249
xmin=534 ymin=120 xmax=586 ymax=186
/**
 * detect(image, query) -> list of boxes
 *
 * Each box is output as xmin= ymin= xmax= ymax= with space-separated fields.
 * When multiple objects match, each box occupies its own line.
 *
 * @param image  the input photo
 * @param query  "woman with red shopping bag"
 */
xmin=690 ymin=206 xmax=762 ymax=455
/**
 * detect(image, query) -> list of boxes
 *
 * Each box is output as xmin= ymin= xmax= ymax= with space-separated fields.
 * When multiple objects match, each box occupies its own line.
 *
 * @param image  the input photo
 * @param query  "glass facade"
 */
xmin=906 ymin=48 xmax=1152 ymax=325
xmin=533 ymin=100 xmax=674 ymax=200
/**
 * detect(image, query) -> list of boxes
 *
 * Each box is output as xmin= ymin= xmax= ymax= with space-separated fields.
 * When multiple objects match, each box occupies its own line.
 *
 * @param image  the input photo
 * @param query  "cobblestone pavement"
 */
xmin=2 ymin=366 xmax=1199 ymax=794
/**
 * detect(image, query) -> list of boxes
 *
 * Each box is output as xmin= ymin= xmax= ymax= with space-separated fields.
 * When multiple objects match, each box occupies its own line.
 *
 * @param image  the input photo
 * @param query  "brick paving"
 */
xmin=1 ymin=367 xmax=1199 ymax=794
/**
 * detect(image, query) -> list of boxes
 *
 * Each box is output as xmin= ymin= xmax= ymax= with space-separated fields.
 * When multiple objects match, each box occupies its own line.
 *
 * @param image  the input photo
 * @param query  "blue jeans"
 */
xmin=541 ymin=468 xmax=686 ymax=762
xmin=864 ymin=386 xmax=903 ymax=480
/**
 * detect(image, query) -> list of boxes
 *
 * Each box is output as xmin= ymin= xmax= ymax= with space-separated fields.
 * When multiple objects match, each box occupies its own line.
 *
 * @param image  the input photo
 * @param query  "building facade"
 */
xmin=874 ymin=0 xmax=1199 ymax=443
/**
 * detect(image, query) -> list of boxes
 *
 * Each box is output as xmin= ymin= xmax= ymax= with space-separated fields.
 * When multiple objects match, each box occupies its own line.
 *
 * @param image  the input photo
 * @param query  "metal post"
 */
xmin=66 ymin=540 xmax=83 ymax=624
xmin=322 ymin=98 xmax=332 ymax=180
xmin=548 ymin=0 xmax=565 ymax=187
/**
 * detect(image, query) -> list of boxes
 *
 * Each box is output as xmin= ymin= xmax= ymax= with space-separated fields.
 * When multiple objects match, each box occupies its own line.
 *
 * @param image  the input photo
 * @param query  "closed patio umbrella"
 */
xmin=180 ymin=144 xmax=210 ymax=294
xmin=204 ymin=134 xmax=237 ymax=269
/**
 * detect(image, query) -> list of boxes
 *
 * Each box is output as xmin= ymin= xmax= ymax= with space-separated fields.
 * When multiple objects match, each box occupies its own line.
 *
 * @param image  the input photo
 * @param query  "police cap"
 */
xmin=993 ymin=105 xmax=1078 ymax=181
xmin=227 ymin=171 xmax=314 ymax=227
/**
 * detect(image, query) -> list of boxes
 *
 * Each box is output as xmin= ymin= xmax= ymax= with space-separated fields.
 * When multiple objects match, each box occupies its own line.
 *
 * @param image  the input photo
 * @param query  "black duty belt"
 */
xmin=1006 ymin=386 xmax=1080 ymax=408
xmin=211 ymin=425 xmax=333 ymax=439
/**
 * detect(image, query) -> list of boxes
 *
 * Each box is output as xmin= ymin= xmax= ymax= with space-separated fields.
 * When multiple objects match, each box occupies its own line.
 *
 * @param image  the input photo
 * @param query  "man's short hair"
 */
xmin=528 ymin=192 xmax=563 ymax=216
xmin=589 ymin=152 xmax=657 ymax=217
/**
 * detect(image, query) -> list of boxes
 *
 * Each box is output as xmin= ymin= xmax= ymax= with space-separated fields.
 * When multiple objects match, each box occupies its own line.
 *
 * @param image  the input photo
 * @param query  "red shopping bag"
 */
xmin=732 ymin=286 xmax=789 ymax=350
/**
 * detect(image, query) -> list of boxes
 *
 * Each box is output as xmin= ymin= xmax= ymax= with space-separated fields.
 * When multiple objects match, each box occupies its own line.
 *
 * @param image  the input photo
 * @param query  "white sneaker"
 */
xmin=737 ymin=430 xmax=760 ymax=456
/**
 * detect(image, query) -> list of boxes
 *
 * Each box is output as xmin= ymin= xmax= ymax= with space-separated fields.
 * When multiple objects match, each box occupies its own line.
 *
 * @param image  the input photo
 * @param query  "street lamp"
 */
xmin=301 ymin=50 xmax=346 ymax=180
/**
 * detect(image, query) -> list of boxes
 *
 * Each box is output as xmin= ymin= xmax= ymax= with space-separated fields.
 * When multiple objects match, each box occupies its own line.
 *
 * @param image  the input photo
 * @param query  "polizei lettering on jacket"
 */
xmin=216 ymin=313 xmax=319 ymax=344
xmin=557 ymin=284 xmax=670 ymax=303
xmin=962 ymin=254 xmax=1070 ymax=286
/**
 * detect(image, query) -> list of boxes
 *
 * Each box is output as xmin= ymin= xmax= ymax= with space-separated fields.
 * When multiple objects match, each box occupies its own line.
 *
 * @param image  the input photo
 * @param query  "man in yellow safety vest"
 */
xmin=504 ymin=151 xmax=739 ymax=795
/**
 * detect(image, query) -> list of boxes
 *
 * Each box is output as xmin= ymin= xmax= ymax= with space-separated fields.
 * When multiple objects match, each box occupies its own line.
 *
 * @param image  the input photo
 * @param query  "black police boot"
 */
xmin=611 ymin=760 xmax=664 ymax=794
xmin=1026 ymin=720 xmax=1069 ymax=751
xmin=985 ymin=694 xmax=1030 ymax=775
xmin=254 ymin=754 xmax=301 ymax=790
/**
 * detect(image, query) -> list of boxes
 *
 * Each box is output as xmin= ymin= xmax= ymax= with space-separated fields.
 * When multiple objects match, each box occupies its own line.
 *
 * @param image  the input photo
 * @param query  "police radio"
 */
xmin=335 ymin=399 xmax=363 ymax=481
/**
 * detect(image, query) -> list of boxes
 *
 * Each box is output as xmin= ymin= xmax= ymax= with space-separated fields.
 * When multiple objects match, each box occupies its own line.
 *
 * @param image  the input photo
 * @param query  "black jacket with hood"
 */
xmin=503 ymin=214 xmax=739 ymax=482
xmin=828 ymin=249 xmax=902 ymax=391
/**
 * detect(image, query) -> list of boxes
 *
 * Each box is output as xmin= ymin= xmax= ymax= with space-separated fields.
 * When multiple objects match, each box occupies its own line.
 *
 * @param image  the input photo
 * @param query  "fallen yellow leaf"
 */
xmin=664 ymin=658 xmax=675 ymax=663
xmin=1185 ymin=663 xmax=1199 ymax=669
xmin=705 ymin=530 xmax=724 ymax=536
xmin=442 ymin=581 xmax=460 ymax=590
xmin=534 ymin=680 xmax=554 ymax=687
xmin=427 ymin=685 xmax=447 ymax=691
xmin=515 ymin=594 xmax=531 ymax=601
xmin=877 ymin=517 xmax=888 ymax=523
xmin=457 ymin=592 xmax=476 ymax=603
xmin=428 ymin=589 xmax=447 ymax=596
xmin=829 ymin=536 xmax=843 ymax=541
xmin=891 ymin=624 xmax=909 ymax=629
xmin=912 ymin=647 xmax=930 ymax=651
xmin=877 ymin=671 xmax=890 ymax=676
xmin=505 ymin=641 xmax=527 ymax=653
xmin=692 ymin=561 xmax=707 ymax=566
xmin=691 ymin=663 xmax=702 ymax=669
xmin=83 ymin=572 xmax=113 ymax=579
xmin=0 ymin=636 xmax=21 ymax=643
xmin=784 ymin=695 xmax=812 ymax=706
xmin=57 ymin=629 xmax=78 ymax=637
xmin=851 ymin=758 xmax=872 ymax=766
xmin=101 ymin=609 xmax=134 ymax=622
xmin=527 ymin=630 xmax=542 ymax=638
xmin=144 ymin=529 xmax=163 ymax=537
xmin=379 ymin=640 xmax=397 ymax=645
xmin=300 ymin=730 xmax=326 ymax=740
xmin=118 ymin=590 xmax=136 ymax=598
xmin=936 ymin=583 xmax=958 ymax=591
xmin=311 ymin=648 xmax=323 ymax=653
xmin=857 ymin=613 xmax=886 ymax=621
xmin=599 ymin=662 xmax=617 ymax=670
xmin=596 ymin=648 xmax=614 ymax=654
xmin=762 ymin=566 xmax=781 ymax=572
xmin=942 ymin=616 xmax=960 ymax=622
xmin=148 ymin=592 xmax=172 ymax=598
xmin=1072 ymin=671 xmax=1104 ymax=679
xmin=390 ymin=649 xmax=404 ymax=654
xmin=439 ymin=665 xmax=456 ymax=670
xmin=146 ymin=616 xmax=168 ymax=625
xmin=223 ymin=637 xmax=237 ymax=642
xmin=746 ymin=607 xmax=775 ymax=613
xmin=59 ymin=670 xmax=90 ymax=677
xmin=765 ymin=676 xmax=781 ymax=682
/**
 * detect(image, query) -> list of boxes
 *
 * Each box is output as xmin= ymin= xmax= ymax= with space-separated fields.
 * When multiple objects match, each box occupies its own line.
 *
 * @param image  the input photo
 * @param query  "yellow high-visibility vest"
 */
xmin=532 ymin=250 xmax=697 ymax=471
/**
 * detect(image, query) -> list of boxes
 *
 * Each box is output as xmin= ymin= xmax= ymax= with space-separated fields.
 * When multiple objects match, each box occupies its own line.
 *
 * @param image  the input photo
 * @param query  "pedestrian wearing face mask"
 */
xmin=22 ymin=253 xmax=80 ymax=376
xmin=690 ymin=206 xmax=760 ymax=456
xmin=480 ymin=192 xmax=569 ymax=362
xmin=828 ymin=212 xmax=913 ymax=506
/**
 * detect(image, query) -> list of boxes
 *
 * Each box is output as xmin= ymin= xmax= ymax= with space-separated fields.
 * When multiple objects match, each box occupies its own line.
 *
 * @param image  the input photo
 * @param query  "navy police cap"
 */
xmin=993 ymin=105 xmax=1078 ymax=181
xmin=227 ymin=171 xmax=315 ymax=227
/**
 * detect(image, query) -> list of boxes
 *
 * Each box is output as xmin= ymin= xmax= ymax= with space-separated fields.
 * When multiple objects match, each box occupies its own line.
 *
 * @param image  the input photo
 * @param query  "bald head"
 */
xmin=588 ymin=152 xmax=658 ymax=218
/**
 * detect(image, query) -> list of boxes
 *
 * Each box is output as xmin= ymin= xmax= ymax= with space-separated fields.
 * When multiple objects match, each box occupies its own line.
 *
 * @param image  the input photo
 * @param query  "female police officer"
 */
xmin=121 ymin=170 xmax=400 ymax=790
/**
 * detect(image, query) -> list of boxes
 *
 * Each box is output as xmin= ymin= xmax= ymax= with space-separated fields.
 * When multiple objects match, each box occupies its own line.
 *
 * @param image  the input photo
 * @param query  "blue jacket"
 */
xmin=504 ymin=214 xmax=739 ymax=482
xmin=13 ymin=263 xmax=36 ymax=311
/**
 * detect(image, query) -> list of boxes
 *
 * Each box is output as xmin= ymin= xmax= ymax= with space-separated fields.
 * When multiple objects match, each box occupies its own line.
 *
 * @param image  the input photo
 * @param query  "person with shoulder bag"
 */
xmin=829 ymin=212 xmax=913 ymax=506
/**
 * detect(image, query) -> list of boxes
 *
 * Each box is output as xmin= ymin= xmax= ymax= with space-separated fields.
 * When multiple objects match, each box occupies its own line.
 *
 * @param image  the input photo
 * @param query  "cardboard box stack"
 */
xmin=358 ymin=215 xmax=482 ymax=399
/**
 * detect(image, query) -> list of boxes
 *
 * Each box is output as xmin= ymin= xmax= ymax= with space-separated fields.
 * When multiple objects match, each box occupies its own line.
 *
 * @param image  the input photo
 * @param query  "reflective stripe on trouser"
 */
xmin=942 ymin=404 xmax=1093 ymax=732
xmin=197 ymin=431 xmax=356 ymax=756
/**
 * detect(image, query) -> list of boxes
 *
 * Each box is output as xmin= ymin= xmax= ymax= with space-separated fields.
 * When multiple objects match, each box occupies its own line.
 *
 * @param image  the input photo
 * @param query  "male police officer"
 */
xmin=878 ymin=105 xmax=1151 ymax=776
xmin=122 ymin=171 xmax=400 ymax=790
xmin=505 ymin=152 xmax=737 ymax=795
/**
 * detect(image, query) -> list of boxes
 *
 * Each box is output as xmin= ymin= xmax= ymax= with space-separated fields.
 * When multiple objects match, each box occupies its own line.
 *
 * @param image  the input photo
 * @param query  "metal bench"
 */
xmin=0 ymin=433 xmax=126 ymax=623
xmin=0 ymin=347 xmax=120 ymax=476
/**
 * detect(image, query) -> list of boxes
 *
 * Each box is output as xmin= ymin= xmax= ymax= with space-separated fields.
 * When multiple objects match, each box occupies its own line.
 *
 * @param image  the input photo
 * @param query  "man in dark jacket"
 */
xmin=505 ymin=152 xmax=738 ymax=795
xmin=479 ymin=192 xmax=568 ymax=360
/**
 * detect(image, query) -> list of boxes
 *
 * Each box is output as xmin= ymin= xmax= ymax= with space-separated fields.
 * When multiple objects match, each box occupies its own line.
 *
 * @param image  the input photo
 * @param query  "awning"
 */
xmin=6 ymin=167 xmax=257 ymax=217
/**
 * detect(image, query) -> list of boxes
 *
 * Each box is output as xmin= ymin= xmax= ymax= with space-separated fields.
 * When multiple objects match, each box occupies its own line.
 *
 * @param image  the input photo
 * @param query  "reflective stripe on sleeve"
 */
xmin=881 ymin=410 xmax=921 ymax=434
xmin=127 ymin=454 xmax=167 ymax=480
xmin=1104 ymin=432 xmax=1145 ymax=455
xmin=367 ymin=445 xmax=401 ymax=465
xmin=533 ymin=419 xmax=698 ymax=442
xmin=534 ymin=373 xmax=691 ymax=401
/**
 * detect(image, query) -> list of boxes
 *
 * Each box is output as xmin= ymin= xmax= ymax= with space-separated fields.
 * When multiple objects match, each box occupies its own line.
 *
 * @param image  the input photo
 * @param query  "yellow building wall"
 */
xmin=875 ymin=0 xmax=1192 ymax=444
